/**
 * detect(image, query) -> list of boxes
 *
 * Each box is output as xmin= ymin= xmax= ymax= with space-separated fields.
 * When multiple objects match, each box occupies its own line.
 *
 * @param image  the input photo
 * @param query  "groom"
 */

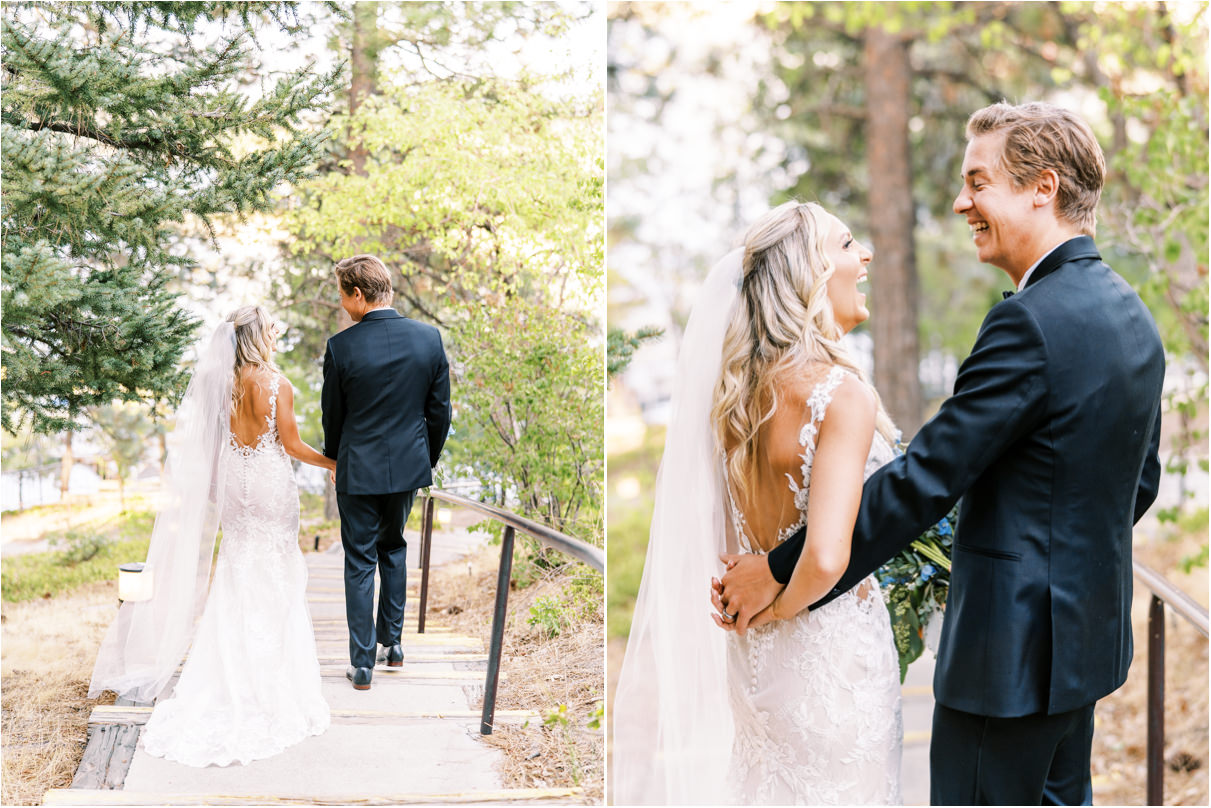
xmin=715 ymin=102 xmax=1164 ymax=804
xmin=322 ymin=254 xmax=451 ymax=691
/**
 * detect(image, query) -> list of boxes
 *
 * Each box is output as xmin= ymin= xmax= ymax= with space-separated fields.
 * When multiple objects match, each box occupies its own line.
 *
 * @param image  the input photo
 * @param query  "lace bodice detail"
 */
xmin=722 ymin=364 xmax=902 ymax=804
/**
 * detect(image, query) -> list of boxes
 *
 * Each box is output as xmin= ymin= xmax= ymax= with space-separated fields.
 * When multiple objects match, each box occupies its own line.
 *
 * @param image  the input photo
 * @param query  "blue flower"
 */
xmin=921 ymin=564 xmax=937 ymax=580
xmin=936 ymin=519 xmax=952 ymax=537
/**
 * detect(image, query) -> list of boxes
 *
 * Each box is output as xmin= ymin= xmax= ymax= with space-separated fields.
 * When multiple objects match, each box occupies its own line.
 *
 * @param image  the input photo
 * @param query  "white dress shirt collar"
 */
xmin=1017 ymin=239 xmax=1073 ymax=292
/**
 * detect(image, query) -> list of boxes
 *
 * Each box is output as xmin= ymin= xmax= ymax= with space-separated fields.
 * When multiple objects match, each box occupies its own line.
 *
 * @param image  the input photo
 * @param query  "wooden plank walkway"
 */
xmin=56 ymin=535 xmax=582 ymax=805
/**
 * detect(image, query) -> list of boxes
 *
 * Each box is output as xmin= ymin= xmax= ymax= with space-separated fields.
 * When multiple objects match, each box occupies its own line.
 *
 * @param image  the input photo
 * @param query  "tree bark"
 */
xmin=60 ymin=430 xmax=73 ymax=498
xmin=864 ymin=27 xmax=923 ymax=436
xmin=349 ymin=1 xmax=379 ymax=176
xmin=325 ymin=0 xmax=379 ymax=522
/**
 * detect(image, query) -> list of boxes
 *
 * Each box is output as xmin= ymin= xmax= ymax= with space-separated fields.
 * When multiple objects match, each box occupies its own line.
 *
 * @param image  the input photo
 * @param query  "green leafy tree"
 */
xmin=282 ymin=76 xmax=602 ymax=331
xmin=88 ymin=401 xmax=153 ymax=512
xmin=273 ymin=71 xmax=604 ymax=535
xmin=1 ymin=1 xmax=338 ymax=434
xmin=447 ymin=297 xmax=603 ymax=543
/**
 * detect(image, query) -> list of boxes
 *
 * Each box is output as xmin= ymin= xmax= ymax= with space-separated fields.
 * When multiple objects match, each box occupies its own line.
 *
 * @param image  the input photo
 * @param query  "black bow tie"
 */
xmin=1003 ymin=290 xmax=1015 ymax=300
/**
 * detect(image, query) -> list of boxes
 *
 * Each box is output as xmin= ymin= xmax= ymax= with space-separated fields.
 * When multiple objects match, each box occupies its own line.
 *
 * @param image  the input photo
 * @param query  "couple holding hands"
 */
xmin=90 ymin=255 xmax=451 ymax=767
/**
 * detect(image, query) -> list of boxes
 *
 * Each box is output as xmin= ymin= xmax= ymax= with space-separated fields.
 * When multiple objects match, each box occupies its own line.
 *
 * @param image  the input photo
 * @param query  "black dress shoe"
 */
xmin=382 ymin=643 xmax=404 ymax=668
xmin=346 ymin=666 xmax=372 ymax=690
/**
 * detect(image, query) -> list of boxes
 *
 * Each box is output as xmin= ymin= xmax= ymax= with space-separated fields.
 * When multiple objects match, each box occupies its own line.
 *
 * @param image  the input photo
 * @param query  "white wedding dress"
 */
xmin=141 ymin=374 xmax=330 ymax=767
xmin=611 ymin=252 xmax=902 ymax=805
xmin=723 ymin=366 xmax=903 ymax=804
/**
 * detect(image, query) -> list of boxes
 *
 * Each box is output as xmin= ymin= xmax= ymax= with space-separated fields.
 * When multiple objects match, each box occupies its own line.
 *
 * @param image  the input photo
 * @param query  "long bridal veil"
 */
xmin=612 ymin=250 xmax=742 ymax=804
xmin=90 ymin=322 xmax=236 ymax=703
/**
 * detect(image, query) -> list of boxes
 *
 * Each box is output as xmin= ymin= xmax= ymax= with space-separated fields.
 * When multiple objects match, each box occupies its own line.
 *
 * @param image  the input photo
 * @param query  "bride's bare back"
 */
xmin=725 ymin=362 xmax=839 ymax=553
xmin=230 ymin=368 xmax=280 ymax=448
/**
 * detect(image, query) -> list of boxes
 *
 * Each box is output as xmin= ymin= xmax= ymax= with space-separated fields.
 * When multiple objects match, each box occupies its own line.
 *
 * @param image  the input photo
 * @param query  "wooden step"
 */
xmin=87 ymin=706 xmax=537 ymax=727
xmin=308 ymin=618 xmax=453 ymax=633
xmin=317 ymin=667 xmax=501 ymax=681
xmin=312 ymin=635 xmax=481 ymax=647
xmin=316 ymin=653 xmax=488 ymax=663
xmin=46 ymin=787 xmax=582 ymax=805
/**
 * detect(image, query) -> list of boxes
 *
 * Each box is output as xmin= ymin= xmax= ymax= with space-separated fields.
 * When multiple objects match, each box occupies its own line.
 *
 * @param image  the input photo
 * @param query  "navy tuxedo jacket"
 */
xmin=769 ymin=236 xmax=1164 ymax=717
xmin=321 ymin=309 xmax=452 ymax=495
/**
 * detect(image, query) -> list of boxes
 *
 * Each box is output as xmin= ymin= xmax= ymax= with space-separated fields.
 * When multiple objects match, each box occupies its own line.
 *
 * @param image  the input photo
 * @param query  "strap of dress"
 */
xmin=267 ymin=372 xmax=280 ymax=425
xmin=804 ymin=366 xmax=849 ymax=433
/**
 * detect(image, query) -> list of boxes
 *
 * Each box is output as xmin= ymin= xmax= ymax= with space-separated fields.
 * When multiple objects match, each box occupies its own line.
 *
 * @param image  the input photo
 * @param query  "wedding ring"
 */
xmin=721 ymin=609 xmax=737 ymax=623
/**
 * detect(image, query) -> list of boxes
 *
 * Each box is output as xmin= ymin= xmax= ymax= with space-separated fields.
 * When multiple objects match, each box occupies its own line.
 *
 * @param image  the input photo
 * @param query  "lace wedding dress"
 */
xmin=141 ymin=374 xmax=330 ymax=767
xmin=723 ymin=366 xmax=903 ymax=804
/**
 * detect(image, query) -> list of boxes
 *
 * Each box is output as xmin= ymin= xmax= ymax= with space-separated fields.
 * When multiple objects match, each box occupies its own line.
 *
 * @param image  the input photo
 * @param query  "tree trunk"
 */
xmin=864 ymin=27 xmax=923 ymax=437
xmin=158 ymin=430 xmax=167 ymax=477
xmin=60 ymin=430 xmax=73 ymax=498
xmin=324 ymin=0 xmax=382 ymax=521
xmin=349 ymin=1 xmax=379 ymax=176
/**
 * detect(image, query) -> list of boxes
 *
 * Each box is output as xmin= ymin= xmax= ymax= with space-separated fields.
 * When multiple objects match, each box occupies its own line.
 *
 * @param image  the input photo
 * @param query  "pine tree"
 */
xmin=1 ymin=1 xmax=338 ymax=433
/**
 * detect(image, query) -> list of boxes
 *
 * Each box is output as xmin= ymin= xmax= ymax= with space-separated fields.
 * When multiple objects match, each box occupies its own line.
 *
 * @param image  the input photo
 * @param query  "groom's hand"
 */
xmin=714 ymin=553 xmax=783 ymax=635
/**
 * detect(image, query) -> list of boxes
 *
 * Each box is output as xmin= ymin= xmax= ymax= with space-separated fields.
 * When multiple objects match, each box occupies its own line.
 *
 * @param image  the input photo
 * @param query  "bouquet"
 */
xmin=875 ymin=505 xmax=957 ymax=682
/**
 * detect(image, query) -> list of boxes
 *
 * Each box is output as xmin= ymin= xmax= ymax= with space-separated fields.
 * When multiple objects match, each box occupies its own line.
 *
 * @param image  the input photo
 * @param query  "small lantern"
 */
xmin=118 ymin=562 xmax=153 ymax=603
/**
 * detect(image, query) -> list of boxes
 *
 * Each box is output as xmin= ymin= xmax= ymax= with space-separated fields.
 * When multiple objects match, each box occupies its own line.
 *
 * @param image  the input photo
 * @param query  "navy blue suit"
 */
xmin=768 ymin=237 xmax=1164 ymax=803
xmin=322 ymin=308 xmax=451 ymax=669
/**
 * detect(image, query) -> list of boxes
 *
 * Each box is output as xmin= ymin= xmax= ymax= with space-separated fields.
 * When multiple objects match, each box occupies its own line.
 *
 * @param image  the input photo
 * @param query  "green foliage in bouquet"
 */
xmin=876 ymin=505 xmax=957 ymax=683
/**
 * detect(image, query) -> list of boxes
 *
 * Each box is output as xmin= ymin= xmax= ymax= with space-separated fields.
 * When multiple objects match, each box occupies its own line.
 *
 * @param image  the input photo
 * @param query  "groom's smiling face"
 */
xmin=954 ymin=132 xmax=1040 ymax=277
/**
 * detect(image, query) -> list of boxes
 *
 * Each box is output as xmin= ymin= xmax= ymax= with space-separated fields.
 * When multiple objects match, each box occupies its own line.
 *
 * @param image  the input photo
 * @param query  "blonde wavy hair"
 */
xmin=226 ymin=305 xmax=280 ymax=410
xmin=711 ymin=201 xmax=898 ymax=498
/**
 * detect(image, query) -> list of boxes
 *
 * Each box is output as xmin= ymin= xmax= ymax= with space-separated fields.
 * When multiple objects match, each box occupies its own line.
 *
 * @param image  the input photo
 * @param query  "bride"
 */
xmin=612 ymin=201 xmax=903 ymax=804
xmin=90 ymin=305 xmax=335 ymax=767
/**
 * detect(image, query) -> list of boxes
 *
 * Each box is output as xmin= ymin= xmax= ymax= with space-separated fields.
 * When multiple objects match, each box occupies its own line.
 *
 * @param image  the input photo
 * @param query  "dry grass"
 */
xmin=426 ymin=543 xmax=605 ymax=804
xmin=1 ymin=580 xmax=119 ymax=805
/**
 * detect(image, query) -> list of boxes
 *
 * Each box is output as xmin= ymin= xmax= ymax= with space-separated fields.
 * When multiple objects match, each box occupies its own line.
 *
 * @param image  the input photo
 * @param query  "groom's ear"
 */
xmin=1032 ymin=168 xmax=1060 ymax=209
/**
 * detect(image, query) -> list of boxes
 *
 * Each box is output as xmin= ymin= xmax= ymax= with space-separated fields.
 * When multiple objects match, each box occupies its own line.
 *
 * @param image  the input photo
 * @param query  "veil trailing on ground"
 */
xmin=612 ymin=250 xmax=742 ymax=804
xmin=89 ymin=323 xmax=236 ymax=703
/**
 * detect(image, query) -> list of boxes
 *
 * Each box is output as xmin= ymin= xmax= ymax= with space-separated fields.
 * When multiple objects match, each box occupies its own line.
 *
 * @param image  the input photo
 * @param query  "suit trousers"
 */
xmin=931 ymin=701 xmax=1095 ymax=805
xmin=337 ymin=489 xmax=417 ymax=669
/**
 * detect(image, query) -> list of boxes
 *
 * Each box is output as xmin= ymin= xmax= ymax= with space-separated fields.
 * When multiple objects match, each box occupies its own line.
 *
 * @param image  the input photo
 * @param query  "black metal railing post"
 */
xmin=482 ymin=525 xmax=516 ymax=735
xmin=1133 ymin=558 xmax=1208 ymax=806
xmin=1147 ymin=593 xmax=1165 ymax=806
xmin=418 ymin=495 xmax=435 ymax=634
xmin=412 ymin=489 xmax=602 ymax=736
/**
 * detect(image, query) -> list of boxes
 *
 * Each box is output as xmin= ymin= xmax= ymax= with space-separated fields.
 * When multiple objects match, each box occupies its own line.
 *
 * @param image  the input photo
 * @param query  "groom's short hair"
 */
xmin=966 ymin=102 xmax=1105 ymax=237
xmin=335 ymin=254 xmax=394 ymax=304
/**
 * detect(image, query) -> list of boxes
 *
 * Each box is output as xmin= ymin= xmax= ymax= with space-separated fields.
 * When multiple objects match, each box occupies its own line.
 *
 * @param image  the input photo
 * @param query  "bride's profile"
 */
xmin=612 ymin=201 xmax=903 ymax=804
xmin=90 ymin=305 xmax=335 ymax=767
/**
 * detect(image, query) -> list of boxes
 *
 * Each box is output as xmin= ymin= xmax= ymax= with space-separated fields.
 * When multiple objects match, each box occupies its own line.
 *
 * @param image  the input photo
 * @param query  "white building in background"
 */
xmin=1 ymin=463 xmax=102 ymax=512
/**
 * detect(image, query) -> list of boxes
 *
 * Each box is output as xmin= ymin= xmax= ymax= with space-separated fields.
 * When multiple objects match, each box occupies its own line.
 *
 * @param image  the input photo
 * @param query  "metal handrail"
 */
xmin=416 ymin=488 xmax=603 ymax=736
xmin=1132 ymin=557 xmax=1209 ymax=806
